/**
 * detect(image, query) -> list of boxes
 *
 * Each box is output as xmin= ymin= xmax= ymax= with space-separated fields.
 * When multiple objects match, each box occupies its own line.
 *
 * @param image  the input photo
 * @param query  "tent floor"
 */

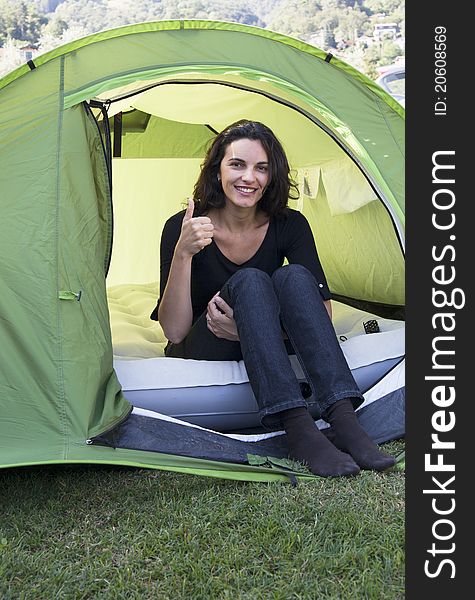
xmin=92 ymin=388 xmax=405 ymax=464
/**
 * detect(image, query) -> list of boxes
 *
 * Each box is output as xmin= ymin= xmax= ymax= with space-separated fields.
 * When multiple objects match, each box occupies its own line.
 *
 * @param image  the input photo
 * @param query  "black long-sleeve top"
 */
xmin=150 ymin=208 xmax=331 ymax=322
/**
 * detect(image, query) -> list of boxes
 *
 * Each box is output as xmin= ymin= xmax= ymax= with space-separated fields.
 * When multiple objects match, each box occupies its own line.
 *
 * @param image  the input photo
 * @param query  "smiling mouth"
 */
xmin=235 ymin=186 xmax=257 ymax=194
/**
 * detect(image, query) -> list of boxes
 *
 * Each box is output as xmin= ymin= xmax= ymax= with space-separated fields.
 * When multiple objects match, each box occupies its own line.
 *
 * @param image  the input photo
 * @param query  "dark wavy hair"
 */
xmin=193 ymin=120 xmax=299 ymax=217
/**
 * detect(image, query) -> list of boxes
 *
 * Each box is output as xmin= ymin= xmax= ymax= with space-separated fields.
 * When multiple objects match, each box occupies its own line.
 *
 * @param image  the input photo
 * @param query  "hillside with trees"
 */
xmin=0 ymin=0 xmax=404 ymax=77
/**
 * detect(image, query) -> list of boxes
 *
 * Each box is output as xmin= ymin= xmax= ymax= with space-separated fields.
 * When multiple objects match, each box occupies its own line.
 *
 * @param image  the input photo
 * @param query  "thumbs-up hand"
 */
xmin=183 ymin=197 xmax=195 ymax=222
xmin=176 ymin=198 xmax=214 ymax=258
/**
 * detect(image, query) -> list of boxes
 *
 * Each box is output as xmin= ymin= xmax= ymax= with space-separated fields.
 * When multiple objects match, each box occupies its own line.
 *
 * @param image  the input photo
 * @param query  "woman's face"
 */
xmin=218 ymin=138 xmax=270 ymax=210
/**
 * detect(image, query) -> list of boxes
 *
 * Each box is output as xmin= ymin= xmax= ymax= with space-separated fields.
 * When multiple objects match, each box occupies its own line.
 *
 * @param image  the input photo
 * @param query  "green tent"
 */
xmin=0 ymin=20 xmax=404 ymax=481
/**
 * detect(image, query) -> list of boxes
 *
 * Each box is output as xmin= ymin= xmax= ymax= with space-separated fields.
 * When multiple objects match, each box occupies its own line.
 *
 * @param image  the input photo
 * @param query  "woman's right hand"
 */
xmin=175 ymin=199 xmax=214 ymax=258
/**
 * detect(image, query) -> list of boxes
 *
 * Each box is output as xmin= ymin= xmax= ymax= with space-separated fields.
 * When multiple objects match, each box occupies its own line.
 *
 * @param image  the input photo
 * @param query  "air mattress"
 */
xmin=108 ymin=282 xmax=405 ymax=432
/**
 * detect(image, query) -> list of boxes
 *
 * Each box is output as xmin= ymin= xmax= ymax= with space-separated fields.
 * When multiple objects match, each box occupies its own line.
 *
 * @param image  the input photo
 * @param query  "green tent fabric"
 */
xmin=0 ymin=20 xmax=404 ymax=481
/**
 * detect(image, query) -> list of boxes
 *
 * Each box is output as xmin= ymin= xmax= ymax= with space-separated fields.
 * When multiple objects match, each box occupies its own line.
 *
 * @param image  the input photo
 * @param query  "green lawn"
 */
xmin=0 ymin=439 xmax=404 ymax=599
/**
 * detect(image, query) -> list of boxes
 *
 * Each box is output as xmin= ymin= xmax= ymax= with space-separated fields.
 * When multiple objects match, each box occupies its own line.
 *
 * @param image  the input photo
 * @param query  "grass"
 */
xmin=0 ymin=439 xmax=404 ymax=599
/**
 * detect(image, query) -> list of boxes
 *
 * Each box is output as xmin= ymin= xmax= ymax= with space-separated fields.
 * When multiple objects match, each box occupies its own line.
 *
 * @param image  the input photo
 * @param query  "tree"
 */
xmin=0 ymin=0 xmax=47 ymax=45
xmin=361 ymin=38 xmax=402 ymax=77
xmin=363 ymin=0 xmax=403 ymax=14
xmin=1 ymin=0 xmax=405 ymax=79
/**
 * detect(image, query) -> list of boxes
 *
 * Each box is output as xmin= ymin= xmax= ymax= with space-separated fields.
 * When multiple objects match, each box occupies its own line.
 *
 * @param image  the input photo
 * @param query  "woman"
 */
xmin=152 ymin=119 xmax=395 ymax=477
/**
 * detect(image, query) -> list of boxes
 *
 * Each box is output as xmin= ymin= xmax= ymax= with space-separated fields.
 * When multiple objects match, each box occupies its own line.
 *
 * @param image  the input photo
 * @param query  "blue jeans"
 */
xmin=166 ymin=265 xmax=364 ymax=428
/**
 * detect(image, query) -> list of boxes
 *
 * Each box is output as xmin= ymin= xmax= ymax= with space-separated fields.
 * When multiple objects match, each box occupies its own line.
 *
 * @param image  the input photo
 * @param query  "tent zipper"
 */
xmin=86 ymin=404 xmax=133 ymax=447
xmin=83 ymin=100 xmax=114 ymax=276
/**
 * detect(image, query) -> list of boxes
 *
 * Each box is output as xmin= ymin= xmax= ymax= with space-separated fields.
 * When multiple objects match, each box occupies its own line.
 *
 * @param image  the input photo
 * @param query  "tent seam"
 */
xmin=375 ymin=95 xmax=405 ymax=160
xmin=55 ymin=56 xmax=69 ymax=460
